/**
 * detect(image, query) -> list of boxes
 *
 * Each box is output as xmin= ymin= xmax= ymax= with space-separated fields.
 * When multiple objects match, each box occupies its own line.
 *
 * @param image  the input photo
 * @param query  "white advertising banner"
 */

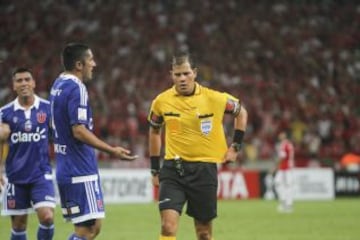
xmin=292 ymin=168 xmax=334 ymax=200
xmin=0 ymin=169 xmax=153 ymax=204
xmin=99 ymin=169 xmax=153 ymax=203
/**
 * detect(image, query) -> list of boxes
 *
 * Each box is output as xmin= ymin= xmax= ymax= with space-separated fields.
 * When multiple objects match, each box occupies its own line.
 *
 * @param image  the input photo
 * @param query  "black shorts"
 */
xmin=158 ymin=160 xmax=218 ymax=222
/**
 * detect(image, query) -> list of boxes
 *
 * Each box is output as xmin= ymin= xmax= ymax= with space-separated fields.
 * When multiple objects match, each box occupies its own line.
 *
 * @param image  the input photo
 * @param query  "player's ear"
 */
xmin=75 ymin=61 xmax=83 ymax=70
xmin=12 ymin=78 xmax=17 ymax=91
xmin=193 ymin=67 xmax=197 ymax=77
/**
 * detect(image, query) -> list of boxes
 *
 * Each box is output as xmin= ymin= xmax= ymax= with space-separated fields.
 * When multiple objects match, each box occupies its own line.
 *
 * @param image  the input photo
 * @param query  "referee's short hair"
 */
xmin=172 ymin=51 xmax=197 ymax=68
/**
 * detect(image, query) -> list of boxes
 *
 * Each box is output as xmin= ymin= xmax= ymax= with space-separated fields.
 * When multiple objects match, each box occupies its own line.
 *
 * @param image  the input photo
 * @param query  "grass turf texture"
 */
xmin=0 ymin=199 xmax=359 ymax=240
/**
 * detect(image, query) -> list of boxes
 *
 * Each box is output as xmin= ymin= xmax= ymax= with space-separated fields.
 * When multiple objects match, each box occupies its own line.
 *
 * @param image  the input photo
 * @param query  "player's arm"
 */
xmin=72 ymin=124 xmax=137 ymax=161
xmin=224 ymin=100 xmax=248 ymax=162
xmin=0 ymin=141 xmax=3 ymax=189
xmin=68 ymin=84 xmax=137 ymax=161
xmin=0 ymin=123 xmax=10 ymax=142
xmin=0 ymin=140 xmax=4 ymax=188
xmin=0 ymin=123 xmax=10 ymax=187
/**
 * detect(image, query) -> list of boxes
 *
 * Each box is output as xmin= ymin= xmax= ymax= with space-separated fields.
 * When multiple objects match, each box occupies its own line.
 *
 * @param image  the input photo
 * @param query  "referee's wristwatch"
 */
xmin=231 ymin=142 xmax=242 ymax=152
xmin=151 ymin=169 xmax=160 ymax=177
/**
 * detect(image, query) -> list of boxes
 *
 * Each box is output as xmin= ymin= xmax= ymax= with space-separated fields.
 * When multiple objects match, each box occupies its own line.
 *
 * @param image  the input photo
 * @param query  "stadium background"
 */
xmin=1 ymin=0 xmax=360 ymax=170
xmin=1 ymin=0 xmax=360 ymax=188
xmin=1 ymin=1 xmax=360 ymax=239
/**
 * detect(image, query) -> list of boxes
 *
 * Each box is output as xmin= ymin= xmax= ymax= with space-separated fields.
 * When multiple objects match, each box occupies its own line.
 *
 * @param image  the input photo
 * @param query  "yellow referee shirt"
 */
xmin=149 ymin=83 xmax=239 ymax=163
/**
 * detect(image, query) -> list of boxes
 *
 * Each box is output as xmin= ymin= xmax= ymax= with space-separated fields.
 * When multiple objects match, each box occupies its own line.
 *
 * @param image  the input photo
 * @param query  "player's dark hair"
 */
xmin=12 ymin=67 xmax=32 ymax=77
xmin=172 ymin=51 xmax=197 ymax=68
xmin=62 ymin=43 xmax=90 ymax=71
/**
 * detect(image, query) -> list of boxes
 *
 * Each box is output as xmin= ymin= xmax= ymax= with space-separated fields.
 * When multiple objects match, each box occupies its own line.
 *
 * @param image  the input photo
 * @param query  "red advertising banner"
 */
xmin=217 ymin=169 xmax=260 ymax=199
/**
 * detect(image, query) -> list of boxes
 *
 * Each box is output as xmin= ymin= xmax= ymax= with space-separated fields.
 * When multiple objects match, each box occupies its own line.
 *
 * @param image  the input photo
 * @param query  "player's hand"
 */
xmin=0 ymin=123 xmax=10 ymax=142
xmin=111 ymin=146 xmax=138 ymax=161
xmin=0 ymin=173 xmax=5 ymax=193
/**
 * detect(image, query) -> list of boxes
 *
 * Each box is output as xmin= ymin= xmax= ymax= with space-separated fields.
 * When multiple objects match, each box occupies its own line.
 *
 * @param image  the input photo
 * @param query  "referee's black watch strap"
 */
xmin=150 ymin=156 xmax=160 ymax=176
xmin=231 ymin=142 xmax=242 ymax=152
xmin=151 ymin=169 xmax=160 ymax=176
xmin=232 ymin=129 xmax=245 ymax=152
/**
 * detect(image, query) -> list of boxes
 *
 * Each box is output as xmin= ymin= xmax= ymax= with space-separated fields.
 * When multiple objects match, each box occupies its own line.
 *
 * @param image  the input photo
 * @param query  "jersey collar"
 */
xmin=172 ymin=82 xmax=201 ymax=96
xmin=14 ymin=94 xmax=40 ymax=111
xmin=60 ymin=72 xmax=82 ymax=84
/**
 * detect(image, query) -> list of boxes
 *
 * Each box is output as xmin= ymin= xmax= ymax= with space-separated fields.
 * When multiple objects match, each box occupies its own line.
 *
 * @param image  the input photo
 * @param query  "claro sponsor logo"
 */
xmin=11 ymin=127 xmax=46 ymax=143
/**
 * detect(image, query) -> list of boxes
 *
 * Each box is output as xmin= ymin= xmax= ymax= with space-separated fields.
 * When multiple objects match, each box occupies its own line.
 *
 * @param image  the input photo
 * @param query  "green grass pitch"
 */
xmin=1 ymin=199 xmax=359 ymax=240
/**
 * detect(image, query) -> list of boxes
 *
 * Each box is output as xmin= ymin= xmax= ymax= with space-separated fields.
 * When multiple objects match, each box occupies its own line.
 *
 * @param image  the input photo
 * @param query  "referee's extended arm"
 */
xmin=224 ymin=104 xmax=248 ymax=162
xmin=149 ymin=126 xmax=162 ymax=186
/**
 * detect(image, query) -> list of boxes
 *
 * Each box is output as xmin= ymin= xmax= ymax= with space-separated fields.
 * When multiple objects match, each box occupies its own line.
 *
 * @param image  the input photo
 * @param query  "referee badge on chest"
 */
xmin=200 ymin=119 xmax=212 ymax=135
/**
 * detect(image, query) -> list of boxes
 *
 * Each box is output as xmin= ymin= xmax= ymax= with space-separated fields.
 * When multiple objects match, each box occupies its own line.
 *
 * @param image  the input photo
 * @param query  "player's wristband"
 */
xmin=150 ymin=156 xmax=160 ymax=176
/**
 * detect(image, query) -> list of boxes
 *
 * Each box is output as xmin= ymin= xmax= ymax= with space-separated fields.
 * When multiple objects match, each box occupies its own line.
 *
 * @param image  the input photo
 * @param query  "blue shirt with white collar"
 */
xmin=49 ymin=73 xmax=97 ymax=184
xmin=0 ymin=95 xmax=52 ymax=184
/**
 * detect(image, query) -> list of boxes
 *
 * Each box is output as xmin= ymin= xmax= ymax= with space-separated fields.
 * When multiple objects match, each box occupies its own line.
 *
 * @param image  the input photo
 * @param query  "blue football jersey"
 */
xmin=0 ymin=95 xmax=52 ymax=184
xmin=49 ymin=73 xmax=98 ymax=184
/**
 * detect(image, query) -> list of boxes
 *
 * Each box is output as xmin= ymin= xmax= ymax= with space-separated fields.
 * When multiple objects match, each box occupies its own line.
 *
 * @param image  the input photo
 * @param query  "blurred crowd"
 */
xmin=1 ymin=0 xmax=359 ymax=168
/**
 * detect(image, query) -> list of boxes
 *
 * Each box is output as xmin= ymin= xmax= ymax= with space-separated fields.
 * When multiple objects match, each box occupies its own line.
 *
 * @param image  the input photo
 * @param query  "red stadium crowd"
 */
xmin=1 ymin=0 xmax=359 ymax=169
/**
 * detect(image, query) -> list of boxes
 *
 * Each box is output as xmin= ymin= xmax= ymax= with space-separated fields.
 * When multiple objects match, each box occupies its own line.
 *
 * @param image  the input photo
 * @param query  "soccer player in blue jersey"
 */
xmin=49 ymin=43 xmax=137 ymax=240
xmin=0 ymin=68 xmax=56 ymax=240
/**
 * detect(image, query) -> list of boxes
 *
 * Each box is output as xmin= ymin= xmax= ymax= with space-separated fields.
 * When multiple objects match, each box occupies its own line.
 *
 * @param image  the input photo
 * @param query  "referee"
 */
xmin=148 ymin=51 xmax=248 ymax=240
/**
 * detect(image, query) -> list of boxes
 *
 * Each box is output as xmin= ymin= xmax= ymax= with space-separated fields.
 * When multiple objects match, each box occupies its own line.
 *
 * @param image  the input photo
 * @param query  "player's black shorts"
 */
xmin=158 ymin=159 xmax=218 ymax=222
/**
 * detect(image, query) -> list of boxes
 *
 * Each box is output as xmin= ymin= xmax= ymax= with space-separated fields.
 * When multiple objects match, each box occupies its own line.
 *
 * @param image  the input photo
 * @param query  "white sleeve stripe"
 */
xmin=69 ymin=76 xmax=87 ymax=106
xmin=79 ymin=83 xmax=88 ymax=106
xmin=75 ymin=81 xmax=88 ymax=107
